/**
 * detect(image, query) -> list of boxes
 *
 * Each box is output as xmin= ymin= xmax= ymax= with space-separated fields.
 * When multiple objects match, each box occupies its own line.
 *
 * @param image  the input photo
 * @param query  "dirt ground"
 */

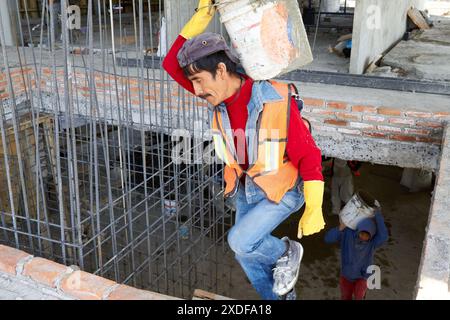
xmin=227 ymin=162 xmax=432 ymax=300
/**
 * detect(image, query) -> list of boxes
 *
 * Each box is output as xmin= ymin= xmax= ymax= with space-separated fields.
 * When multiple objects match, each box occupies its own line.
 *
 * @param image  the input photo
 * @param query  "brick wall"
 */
xmin=302 ymin=99 xmax=448 ymax=145
xmin=0 ymin=244 xmax=179 ymax=300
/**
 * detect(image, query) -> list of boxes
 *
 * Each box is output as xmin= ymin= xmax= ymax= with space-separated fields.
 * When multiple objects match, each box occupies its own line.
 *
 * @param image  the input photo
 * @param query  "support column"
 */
xmin=415 ymin=124 xmax=450 ymax=299
xmin=0 ymin=0 xmax=19 ymax=46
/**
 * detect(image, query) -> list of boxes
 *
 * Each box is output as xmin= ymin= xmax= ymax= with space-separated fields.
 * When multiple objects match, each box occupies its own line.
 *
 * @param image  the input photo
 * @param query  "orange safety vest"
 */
xmin=211 ymin=81 xmax=299 ymax=204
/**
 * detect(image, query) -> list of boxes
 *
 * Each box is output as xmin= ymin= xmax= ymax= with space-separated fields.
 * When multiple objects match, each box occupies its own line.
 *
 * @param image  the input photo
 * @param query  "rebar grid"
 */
xmin=0 ymin=0 xmax=235 ymax=299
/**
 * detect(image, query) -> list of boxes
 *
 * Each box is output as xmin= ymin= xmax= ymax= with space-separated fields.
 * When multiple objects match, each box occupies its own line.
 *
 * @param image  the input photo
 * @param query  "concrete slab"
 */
xmin=382 ymin=19 xmax=450 ymax=81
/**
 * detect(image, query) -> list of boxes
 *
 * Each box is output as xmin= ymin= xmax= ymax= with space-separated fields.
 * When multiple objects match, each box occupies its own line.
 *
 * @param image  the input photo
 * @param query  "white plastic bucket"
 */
xmin=321 ymin=0 xmax=341 ymax=13
xmin=217 ymin=0 xmax=313 ymax=80
xmin=339 ymin=191 xmax=376 ymax=230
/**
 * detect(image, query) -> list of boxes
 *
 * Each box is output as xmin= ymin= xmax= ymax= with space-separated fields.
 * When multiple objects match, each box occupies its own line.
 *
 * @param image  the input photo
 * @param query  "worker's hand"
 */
xmin=180 ymin=0 xmax=216 ymax=39
xmin=373 ymin=199 xmax=382 ymax=215
xmin=297 ymin=180 xmax=325 ymax=239
xmin=338 ymin=217 xmax=346 ymax=231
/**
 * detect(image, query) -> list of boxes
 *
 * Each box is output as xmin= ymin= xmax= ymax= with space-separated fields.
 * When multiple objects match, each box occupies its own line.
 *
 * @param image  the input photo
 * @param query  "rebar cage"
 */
xmin=0 ymin=0 xmax=237 ymax=299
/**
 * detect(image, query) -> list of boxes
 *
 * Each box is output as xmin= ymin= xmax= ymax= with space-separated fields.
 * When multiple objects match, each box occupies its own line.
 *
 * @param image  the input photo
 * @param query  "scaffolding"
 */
xmin=0 ymin=0 xmax=236 ymax=299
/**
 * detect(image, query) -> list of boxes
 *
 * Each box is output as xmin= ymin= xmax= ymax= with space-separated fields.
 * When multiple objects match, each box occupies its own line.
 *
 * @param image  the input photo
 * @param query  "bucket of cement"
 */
xmin=339 ymin=191 xmax=376 ymax=230
xmin=216 ymin=0 xmax=313 ymax=80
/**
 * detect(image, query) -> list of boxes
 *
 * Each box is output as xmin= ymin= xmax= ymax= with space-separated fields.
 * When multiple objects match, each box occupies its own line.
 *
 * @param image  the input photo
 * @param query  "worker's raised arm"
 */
xmin=324 ymin=227 xmax=342 ymax=244
xmin=372 ymin=210 xmax=389 ymax=249
xmin=162 ymin=0 xmax=215 ymax=93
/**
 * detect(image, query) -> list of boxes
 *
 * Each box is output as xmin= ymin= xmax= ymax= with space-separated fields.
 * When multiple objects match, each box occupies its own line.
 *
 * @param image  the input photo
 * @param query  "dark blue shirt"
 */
xmin=325 ymin=212 xmax=388 ymax=281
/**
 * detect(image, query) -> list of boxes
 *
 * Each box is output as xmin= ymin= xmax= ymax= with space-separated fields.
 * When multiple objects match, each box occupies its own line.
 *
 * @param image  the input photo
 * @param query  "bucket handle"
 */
xmin=212 ymin=0 xmax=267 ymax=11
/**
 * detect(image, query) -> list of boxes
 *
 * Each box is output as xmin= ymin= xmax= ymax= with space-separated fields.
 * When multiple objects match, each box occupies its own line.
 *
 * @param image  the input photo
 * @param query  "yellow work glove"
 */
xmin=180 ymin=0 xmax=216 ymax=39
xmin=298 ymin=180 xmax=325 ymax=239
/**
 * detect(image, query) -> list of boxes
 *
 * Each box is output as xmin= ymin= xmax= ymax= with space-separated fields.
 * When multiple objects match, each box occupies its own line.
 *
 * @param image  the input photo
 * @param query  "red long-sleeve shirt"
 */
xmin=163 ymin=35 xmax=323 ymax=182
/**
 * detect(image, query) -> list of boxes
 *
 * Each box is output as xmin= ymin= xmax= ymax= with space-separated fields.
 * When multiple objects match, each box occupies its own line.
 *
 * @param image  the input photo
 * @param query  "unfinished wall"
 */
xmin=350 ymin=0 xmax=426 ymax=74
xmin=415 ymin=125 xmax=450 ymax=299
xmin=0 ymin=244 xmax=179 ymax=300
xmin=288 ymin=81 xmax=449 ymax=171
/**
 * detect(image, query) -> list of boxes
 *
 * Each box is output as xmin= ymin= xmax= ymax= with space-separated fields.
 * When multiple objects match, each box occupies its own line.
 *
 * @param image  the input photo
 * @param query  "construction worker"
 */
xmin=330 ymin=158 xmax=361 ymax=216
xmin=324 ymin=207 xmax=388 ymax=300
xmin=162 ymin=0 xmax=325 ymax=300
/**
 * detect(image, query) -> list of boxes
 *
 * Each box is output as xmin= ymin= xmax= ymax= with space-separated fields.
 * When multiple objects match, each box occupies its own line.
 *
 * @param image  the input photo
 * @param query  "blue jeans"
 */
xmin=227 ymin=183 xmax=305 ymax=300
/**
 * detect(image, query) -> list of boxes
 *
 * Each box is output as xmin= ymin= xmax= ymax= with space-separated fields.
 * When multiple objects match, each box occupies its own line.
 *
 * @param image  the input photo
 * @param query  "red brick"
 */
xmin=404 ymin=128 xmax=431 ymax=136
xmin=352 ymin=105 xmax=378 ymax=113
xmin=416 ymin=121 xmax=444 ymax=129
xmin=77 ymin=86 xmax=90 ymax=92
xmin=9 ymin=69 xmax=27 ymax=76
xmin=107 ymin=285 xmax=177 ymax=300
xmin=362 ymin=131 xmax=388 ymax=139
xmin=432 ymin=112 xmax=450 ymax=118
xmin=126 ymin=79 xmax=139 ymax=86
xmin=0 ymin=245 xmax=32 ymax=275
xmin=377 ymin=125 xmax=402 ymax=133
xmin=336 ymin=112 xmax=360 ymax=120
xmin=23 ymin=257 xmax=69 ymax=288
xmin=378 ymin=107 xmax=402 ymax=116
xmin=60 ymin=270 xmax=117 ymax=300
xmin=327 ymin=101 xmax=348 ymax=110
xmin=308 ymin=109 xmax=336 ymax=116
xmin=405 ymin=111 xmax=434 ymax=118
xmin=303 ymin=98 xmax=325 ymax=108
xmin=143 ymin=94 xmax=156 ymax=101
xmin=416 ymin=136 xmax=442 ymax=144
xmin=390 ymin=134 xmax=416 ymax=142
xmin=129 ymin=86 xmax=141 ymax=93
xmin=362 ymin=115 xmax=386 ymax=123
xmin=388 ymin=118 xmax=415 ymax=126
xmin=324 ymin=119 xmax=348 ymax=126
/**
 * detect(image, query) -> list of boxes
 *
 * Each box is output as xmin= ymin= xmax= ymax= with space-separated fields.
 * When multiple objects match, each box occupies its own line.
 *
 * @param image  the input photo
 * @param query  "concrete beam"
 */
xmin=415 ymin=124 xmax=450 ymax=299
xmin=313 ymin=132 xmax=441 ymax=171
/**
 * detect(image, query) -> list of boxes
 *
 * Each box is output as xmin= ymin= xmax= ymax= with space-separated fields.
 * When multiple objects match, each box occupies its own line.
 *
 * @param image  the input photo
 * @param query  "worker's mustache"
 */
xmin=199 ymin=94 xmax=212 ymax=100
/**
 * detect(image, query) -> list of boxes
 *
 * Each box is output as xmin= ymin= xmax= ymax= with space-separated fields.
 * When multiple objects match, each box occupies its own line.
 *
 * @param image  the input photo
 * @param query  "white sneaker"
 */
xmin=272 ymin=237 xmax=304 ymax=296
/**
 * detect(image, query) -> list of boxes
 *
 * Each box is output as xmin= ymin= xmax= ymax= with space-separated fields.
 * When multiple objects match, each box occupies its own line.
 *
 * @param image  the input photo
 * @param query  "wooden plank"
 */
xmin=192 ymin=289 xmax=234 ymax=300
xmin=365 ymin=54 xmax=384 ymax=74
xmin=408 ymin=7 xmax=431 ymax=30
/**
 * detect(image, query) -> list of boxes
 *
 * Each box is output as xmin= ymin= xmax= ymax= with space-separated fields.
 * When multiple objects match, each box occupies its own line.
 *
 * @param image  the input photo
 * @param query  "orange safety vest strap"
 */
xmin=212 ymin=81 xmax=299 ymax=203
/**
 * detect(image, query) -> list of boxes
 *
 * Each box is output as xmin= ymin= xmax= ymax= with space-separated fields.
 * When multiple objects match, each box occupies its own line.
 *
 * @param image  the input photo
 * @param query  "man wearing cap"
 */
xmin=162 ymin=0 xmax=325 ymax=300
